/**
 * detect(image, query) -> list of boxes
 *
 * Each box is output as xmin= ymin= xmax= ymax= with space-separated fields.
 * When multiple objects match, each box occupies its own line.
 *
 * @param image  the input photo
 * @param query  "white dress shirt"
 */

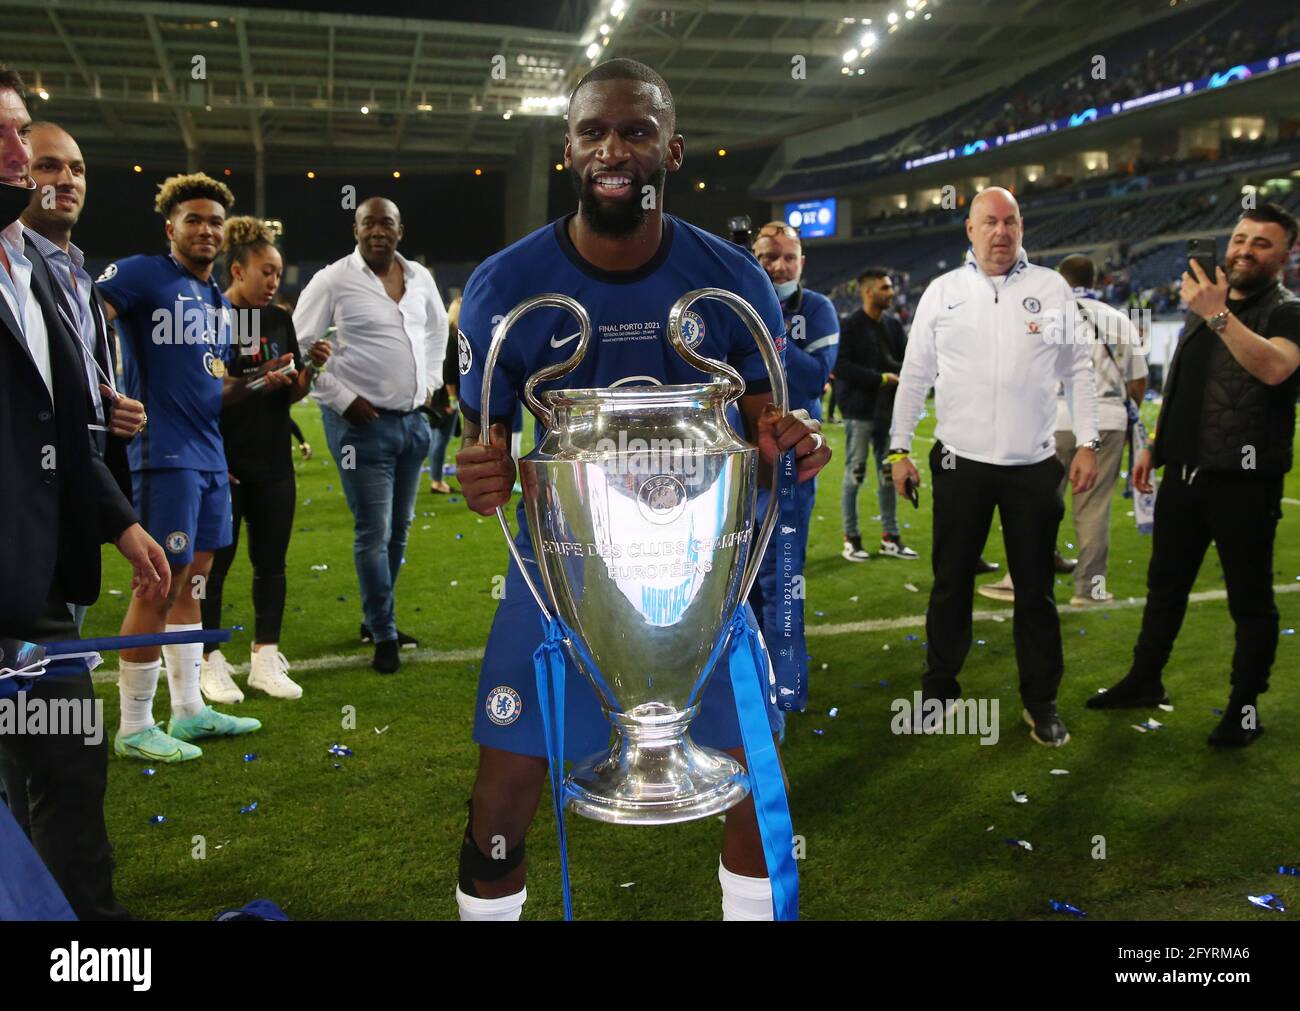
xmin=0 ymin=219 xmax=53 ymax=399
xmin=24 ymin=227 xmax=107 ymax=422
xmin=295 ymin=247 xmax=448 ymax=414
xmin=1055 ymin=294 xmax=1148 ymax=433
xmin=891 ymin=248 xmax=1100 ymax=466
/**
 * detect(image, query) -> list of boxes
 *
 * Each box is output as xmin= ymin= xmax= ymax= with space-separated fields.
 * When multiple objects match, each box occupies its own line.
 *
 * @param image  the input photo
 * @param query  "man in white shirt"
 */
xmin=889 ymin=187 xmax=1099 ymax=747
xmin=294 ymin=197 xmax=448 ymax=673
xmin=1055 ymin=255 xmax=1148 ymax=605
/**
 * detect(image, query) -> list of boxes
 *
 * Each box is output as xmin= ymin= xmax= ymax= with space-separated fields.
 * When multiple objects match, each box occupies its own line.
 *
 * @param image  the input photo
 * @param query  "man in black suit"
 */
xmin=0 ymin=66 xmax=170 ymax=919
xmin=21 ymin=121 xmax=142 ymax=554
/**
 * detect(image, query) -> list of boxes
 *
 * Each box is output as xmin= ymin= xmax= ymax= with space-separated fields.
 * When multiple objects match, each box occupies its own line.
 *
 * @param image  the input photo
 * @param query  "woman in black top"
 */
xmin=199 ymin=217 xmax=331 ymax=702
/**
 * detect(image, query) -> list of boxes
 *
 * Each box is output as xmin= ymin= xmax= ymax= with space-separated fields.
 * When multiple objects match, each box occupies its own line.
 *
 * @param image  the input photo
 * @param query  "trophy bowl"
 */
xmin=482 ymin=290 xmax=786 ymax=825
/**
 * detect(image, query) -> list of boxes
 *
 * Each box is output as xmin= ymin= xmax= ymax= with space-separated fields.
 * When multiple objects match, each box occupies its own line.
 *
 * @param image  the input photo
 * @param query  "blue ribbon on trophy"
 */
xmin=769 ymin=447 xmax=808 ymax=712
xmin=533 ymin=614 xmax=575 ymax=921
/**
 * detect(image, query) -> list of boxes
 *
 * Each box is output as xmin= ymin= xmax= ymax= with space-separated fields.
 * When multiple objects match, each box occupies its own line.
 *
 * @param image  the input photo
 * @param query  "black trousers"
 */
xmin=924 ymin=441 xmax=1066 ymax=708
xmin=0 ymin=592 xmax=129 ymax=920
xmin=202 ymin=472 xmax=296 ymax=647
xmin=1129 ymin=466 xmax=1283 ymax=695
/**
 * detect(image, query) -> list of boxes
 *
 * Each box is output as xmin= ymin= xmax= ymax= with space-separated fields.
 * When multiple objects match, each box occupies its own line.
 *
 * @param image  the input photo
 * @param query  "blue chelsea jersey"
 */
xmin=458 ymin=213 xmax=786 ymax=431
xmin=97 ymin=253 xmax=234 ymax=472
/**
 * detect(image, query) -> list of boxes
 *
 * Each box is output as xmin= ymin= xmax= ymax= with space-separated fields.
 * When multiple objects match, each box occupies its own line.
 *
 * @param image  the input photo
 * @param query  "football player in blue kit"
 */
xmin=98 ymin=174 xmax=271 ymax=762
xmin=453 ymin=59 xmax=831 ymax=921
xmin=747 ymin=221 xmax=839 ymax=712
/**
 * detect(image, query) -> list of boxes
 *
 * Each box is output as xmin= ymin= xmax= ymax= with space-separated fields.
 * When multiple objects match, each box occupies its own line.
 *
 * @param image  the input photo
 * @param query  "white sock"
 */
xmin=117 ymin=659 xmax=161 ymax=736
xmin=456 ymin=886 xmax=527 ymax=921
xmin=719 ymin=859 xmax=774 ymax=921
xmin=163 ymin=623 xmax=206 ymax=719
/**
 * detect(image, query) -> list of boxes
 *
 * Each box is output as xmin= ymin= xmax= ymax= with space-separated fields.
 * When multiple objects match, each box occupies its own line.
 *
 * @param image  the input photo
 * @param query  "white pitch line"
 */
xmin=805 ymin=581 xmax=1300 ymax=638
xmin=90 ymin=583 xmax=1300 ymax=683
xmin=1284 ymin=497 xmax=1300 ymax=506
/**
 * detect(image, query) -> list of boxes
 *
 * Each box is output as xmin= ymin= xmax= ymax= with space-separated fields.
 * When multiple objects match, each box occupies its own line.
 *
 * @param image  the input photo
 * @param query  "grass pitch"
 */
xmin=84 ymin=401 xmax=1300 ymax=920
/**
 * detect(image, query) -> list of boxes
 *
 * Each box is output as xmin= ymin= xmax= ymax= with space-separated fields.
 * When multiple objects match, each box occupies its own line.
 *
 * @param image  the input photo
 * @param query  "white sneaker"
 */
xmin=248 ymin=647 xmax=303 ymax=700
xmin=841 ymin=537 xmax=871 ymax=562
xmin=200 ymin=649 xmax=244 ymax=704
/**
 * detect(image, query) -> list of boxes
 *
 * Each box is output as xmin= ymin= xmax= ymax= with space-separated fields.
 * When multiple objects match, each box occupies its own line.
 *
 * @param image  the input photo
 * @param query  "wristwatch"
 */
xmin=1206 ymin=308 xmax=1231 ymax=334
xmin=1082 ymin=438 xmax=1101 ymax=452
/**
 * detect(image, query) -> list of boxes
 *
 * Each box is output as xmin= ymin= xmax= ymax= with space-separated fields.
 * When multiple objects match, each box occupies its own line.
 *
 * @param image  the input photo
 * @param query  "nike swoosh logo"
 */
xmin=550 ymin=330 xmax=581 ymax=349
xmin=946 ymin=302 xmax=966 ymax=310
xmin=129 ymin=744 xmax=182 ymax=760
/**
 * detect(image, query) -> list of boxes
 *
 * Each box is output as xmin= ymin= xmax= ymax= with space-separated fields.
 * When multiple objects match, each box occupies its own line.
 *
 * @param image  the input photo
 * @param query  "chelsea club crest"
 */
xmin=486 ymin=686 xmax=522 ymax=726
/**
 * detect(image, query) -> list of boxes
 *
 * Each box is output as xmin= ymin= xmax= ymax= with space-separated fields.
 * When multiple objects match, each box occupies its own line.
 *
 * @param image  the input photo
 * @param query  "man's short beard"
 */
xmin=571 ymin=165 xmax=666 ymax=236
xmin=181 ymin=243 xmax=216 ymax=266
xmin=1227 ymin=260 xmax=1275 ymax=294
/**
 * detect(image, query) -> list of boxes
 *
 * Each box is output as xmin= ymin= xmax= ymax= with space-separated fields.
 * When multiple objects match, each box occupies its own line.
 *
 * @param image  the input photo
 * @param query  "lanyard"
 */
xmin=169 ymin=254 xmax=229 ymax=352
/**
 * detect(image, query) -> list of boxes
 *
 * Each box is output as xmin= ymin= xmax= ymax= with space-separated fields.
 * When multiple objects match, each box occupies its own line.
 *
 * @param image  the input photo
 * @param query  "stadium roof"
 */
xmin=5 ymin=0 xmax=1177 ymax=174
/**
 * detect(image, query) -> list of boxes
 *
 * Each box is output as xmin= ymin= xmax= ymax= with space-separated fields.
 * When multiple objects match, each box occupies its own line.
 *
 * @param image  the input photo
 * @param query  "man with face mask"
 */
xmin=293 ymin=197 xmax=448 ymax=674
xmin=747 ymin=221 xmax=838 ymax=709
xmin=889 ymin=187 xmax=1099 ymax=748
xmin=0 ymin=64 xmax=169 ymax=919
xmin=453 ymin=58 xmax=829 ymax=921
xmin=1087 ymin=204 xmax=1300 ymax=747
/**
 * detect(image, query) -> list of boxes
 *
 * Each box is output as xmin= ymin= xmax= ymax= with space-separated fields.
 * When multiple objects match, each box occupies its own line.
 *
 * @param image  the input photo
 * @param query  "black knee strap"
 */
xmin=457 ymin=803 xmax=526 ymax=897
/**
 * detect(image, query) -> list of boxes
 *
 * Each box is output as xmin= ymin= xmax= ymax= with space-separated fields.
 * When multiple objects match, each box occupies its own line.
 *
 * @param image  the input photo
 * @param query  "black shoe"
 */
xmin=1023 ymin=705 xmax=1070 ymax=747
xmin=1208 ymin=695 xmax=1263 ymax=748
xmin=1054 ymin=551 xmax=1077 ymax=574
xmin=974 ymin=556 xmax=999 ymax=575
xmin=372 ymin=640 xmax=400 ymax=675
xmin=361 ymin=624 xmax=418 ymax=649
xmin=1084 ymin=673 xmax=1170 ymax=710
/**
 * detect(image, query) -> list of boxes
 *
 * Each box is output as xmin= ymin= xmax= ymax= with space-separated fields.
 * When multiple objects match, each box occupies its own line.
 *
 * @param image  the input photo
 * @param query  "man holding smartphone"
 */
xmin=1088 ymin=205 xmax=1300 ymax=748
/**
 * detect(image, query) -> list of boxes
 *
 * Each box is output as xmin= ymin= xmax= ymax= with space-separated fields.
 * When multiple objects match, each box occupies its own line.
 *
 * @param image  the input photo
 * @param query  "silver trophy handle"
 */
xmin=480 ymin=293 xmax=594 ymax=620
xmin=666 ymin=288 xmax=789 ymax=603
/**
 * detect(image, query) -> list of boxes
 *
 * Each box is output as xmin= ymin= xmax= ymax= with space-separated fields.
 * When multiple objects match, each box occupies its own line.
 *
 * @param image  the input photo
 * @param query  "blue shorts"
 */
xmin=473 ymin=545 xmax=784 ymax=762
xmin=133 ymin=468 xmax=232 ymax=567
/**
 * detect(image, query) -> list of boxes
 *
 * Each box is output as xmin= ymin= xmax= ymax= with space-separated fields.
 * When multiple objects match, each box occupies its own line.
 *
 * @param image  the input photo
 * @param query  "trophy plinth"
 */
xmin=566 ymin=703 xmax=749 ymax=825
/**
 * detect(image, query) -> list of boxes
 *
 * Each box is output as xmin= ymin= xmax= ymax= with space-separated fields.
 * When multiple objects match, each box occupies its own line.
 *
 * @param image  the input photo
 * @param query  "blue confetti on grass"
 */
xmin=149 ymin=815 xmax=166 ymax=825
xmin=1247 ymin=893 xmax=1286 ymax=912
xmin=239 ymin=801 xmax=259 ymax=814
xmin=233 ymin=624 xmax=244 ymax=631
xmin=1049 ymin=899 xmax=1086 ymax=918
xmin=328 ymin=743 xmax=353 ymax=757
xmin=1278 ymin=865 xmax=1300 ymax=876
xmin=905 ymin=634 xmax=917 ymax=642
xmin=243 ymin=753 xmax=257 ymax=763
xmin=142 ymin=768 xmax=156 ymax=777
xmin=878 ymin=679 xmax=890 ymax=688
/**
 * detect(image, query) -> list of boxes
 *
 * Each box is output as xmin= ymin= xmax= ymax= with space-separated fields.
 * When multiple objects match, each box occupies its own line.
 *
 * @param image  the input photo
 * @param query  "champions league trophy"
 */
xmin=481 ymin=289 xmax=787 ymax=825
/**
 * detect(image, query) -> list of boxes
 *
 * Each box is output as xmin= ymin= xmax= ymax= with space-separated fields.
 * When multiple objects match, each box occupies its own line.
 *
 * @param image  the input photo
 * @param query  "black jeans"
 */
xmin=924 ymin=442 xmax=1066 ymax=708
xmin=1129 ymin=466 xmax=1284 ymax=695
xmin=0 ymin=591 xmax=129 ymax=920
xmin=202 ymin=472 xmax=296 ymax=647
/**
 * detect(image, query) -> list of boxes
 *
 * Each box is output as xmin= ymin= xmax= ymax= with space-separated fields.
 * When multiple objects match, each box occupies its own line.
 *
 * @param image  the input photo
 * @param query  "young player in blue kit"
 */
xmin=98 ymin=174 xmax=272 ymax=762
xmin=453 ymin=60 xmax=831 ymax=921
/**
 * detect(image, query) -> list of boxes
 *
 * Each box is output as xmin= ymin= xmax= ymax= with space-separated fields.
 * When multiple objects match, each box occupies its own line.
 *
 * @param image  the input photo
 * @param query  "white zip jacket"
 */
xmin=891 ymin=248 xmax=1100 ymax=466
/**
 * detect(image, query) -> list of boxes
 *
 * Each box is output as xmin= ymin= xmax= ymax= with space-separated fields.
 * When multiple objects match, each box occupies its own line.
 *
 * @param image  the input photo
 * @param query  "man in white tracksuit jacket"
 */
xmin=888 ymin=187 xmax=1100 ymax=747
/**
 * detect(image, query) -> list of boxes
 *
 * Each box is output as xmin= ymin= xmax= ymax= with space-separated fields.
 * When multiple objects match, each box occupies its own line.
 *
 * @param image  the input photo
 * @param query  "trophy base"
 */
xmin=565 ymin=704 xmax=750 ymax=826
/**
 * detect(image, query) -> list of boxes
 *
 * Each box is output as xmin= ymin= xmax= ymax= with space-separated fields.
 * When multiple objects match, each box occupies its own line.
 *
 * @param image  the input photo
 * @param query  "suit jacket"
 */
xmin=89 ymin=280 xmax=133 ymax=501
xmin=0 ymin=236 xmax=137 ymax=630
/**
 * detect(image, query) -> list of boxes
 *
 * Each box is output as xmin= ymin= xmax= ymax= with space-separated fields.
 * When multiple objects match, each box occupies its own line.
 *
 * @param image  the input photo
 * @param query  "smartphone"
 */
xmin=1186 ymin=236 xmax=1218 ymax=280
xmin=245 ymin=360 xmax=297 ymax=391
xmin=904 ymin=475 xmax=920 ymax=509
